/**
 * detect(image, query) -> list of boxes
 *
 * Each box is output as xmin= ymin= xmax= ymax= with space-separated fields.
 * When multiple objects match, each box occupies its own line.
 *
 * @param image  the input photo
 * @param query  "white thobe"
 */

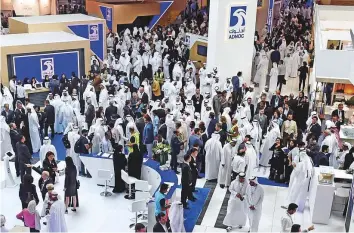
xmin=67 ymin=131 xmax=81 ymax=172
xmin=99 ymin=88 xmax=109 ymax=110
xmin=289 ymin=52 xmax=300 ymax=78
xmin=259 ymin=124 xmax=280 ymax=166
xmin=28 ymin=112 xmax=41 ymax=153
xmin=223 ymin=179 xmax=248 ymax=227
xmin=246 ymin=185 xmax=264 ymax=232
xmin=47 ymin=200 xmax=67 ymax=232
xmin=281 ymin=212 xmax=293 ymax=233
xmin=245 ymin=144 xmax=258 ymax=179
xmin=59 ymin=104 xmax=73 ymax=132
xmin=204 ymin=133 xmax=223 ymax=180
xmin=218 ymin=143 xmax=236 ymax=186
xmin=269 ymin=67 xmax=279 ymax=92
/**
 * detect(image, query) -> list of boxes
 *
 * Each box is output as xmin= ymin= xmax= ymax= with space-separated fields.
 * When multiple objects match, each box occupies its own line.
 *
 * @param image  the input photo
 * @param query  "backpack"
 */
xmin=74 ymin=137 xmax=83 ymax=154
xmin=62 ymin=134 xmax=71 ymax=149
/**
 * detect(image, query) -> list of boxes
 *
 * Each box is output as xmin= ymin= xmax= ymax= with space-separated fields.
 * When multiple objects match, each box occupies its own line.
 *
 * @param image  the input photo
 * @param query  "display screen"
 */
xmin=197 ymin=45 xmax=208 ymax=57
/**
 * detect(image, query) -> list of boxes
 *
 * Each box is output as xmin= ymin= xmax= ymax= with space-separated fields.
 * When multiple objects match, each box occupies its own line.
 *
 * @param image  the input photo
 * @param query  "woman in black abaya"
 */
xmin=112 ymin=145 xmax=127 ymax=193
xmin=128 ymin=144 xmax=143 ymax=180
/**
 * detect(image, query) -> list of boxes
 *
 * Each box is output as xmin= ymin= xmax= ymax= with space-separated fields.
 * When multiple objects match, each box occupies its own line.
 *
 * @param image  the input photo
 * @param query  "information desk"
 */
xmin=309 ymin=167 xmax=353 ymax=224
xmin=25 ymin=88 xmax=50 ymax=107
xmin=79 ymin=153 xmax=178 ymax=198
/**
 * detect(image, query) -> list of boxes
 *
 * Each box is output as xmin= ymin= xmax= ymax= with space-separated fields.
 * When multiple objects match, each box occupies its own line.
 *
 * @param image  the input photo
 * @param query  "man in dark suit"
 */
xmin=1 ymin=103 xmax=15 ymax=124
xmin=105 ymin=101 xmax=118 ymax=123
xmin=85 ymin=98 xmax=95 ymax=130
xmin=189 ymin=148 xmax=199 ymax=192
xmin=153 ymin=213 xmax=172 ymax=232
xmin=139 ymin=86 xmax=149 ymax=105
xmin=43 ymin=100 xmax=55 ymax=139
xmin=170 ymin=130 xmax=183 ymax=174
xmin=307 ymin=116 xmax=322 ymax=142
xmin=14 ymin=101 xmax=25 ymax=129
xmin=255 ymin=93 xmax=270 ymax=114
xmin=16 ymin=135 xmax=32 ymax=182
xmin=181 ymin=154 xmax=195 ymax=209
xmin=10 ymin=123 xmax=22 ymax=177
xmin=332 ymin=103 xmax=345 ymax=125
xmin=270 ymin=90 xmax=283 ymax=110
xmin=192 ymin=89 xmax=203 ymax=113
xmin=91 ymin=59 xmax=100 ymax=74
xmin=246 ymin=97 xmax=255 ymax=121
xmin=283 ymin=103 xmax=294 ymax=119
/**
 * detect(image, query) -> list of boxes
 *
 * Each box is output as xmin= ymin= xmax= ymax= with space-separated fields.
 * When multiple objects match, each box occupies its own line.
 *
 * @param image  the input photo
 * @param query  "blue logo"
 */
xmin=40 ymin=58 xmax=54 ymax=79
xmin=89 ymin=24 xmax=99 ymax=41
xmin=228 ymin=6 xmax=247 ymax=40
xmin=106 ymin=8 xmax=112 ymax=21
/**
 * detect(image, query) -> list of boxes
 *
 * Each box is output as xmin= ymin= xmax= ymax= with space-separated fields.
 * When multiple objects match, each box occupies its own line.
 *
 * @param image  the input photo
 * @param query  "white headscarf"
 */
xmin=169 ymin=202 xmax=186 ymax=233
xmin=27 ymin=200 xmax=41 ymax=231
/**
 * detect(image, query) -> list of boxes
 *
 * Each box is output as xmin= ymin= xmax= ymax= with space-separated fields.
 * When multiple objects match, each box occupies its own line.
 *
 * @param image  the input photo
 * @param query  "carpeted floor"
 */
xmin=257 ymin=177 xmax=289 ymax=187
xmin=183 ymin=187 xmax=211 ymax=232
xmin=196 ymin=180 xmax=218 ymax=225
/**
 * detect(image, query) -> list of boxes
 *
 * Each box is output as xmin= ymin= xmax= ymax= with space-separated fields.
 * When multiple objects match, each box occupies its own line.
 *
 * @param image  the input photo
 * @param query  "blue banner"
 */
xmin=267 ymin=0 xmax=274 ymax=33
xmin=99 ymin=6 xmax=113 ymax=31
xmin=13 ymin=51 xmax=80 ymax=81
xmin=148 ymin=1 xmax=173 ymax=28
xmin=68 ymin=23 xmax=105 ymax=61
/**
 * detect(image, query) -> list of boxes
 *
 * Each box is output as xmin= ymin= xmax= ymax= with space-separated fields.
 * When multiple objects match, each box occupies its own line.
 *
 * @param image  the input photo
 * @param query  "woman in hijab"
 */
xmin=16 ymin=200 xmax=41 ymax=232
xmin=128 ymin=144 xmax=143 ymax=179
xmin=112 ymin=145 xmax=127 ymax=193
xmin=268 ymin=137 xmax=286 ymax=182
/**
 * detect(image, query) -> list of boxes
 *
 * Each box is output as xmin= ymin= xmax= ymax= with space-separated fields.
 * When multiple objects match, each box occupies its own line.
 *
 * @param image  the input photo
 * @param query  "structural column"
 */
xmin=207 ymin=0 xmax=257 ymax=85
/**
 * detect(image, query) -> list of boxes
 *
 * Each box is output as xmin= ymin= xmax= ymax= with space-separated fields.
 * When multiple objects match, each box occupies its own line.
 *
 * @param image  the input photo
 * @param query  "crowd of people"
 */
xmin=1 ymin=0 xmax=353 ymax=232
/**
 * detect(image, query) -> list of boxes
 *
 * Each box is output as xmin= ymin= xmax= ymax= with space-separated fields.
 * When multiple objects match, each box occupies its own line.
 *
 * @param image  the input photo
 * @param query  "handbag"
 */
xmin=76 ymin=180 xmax=80 ymax=189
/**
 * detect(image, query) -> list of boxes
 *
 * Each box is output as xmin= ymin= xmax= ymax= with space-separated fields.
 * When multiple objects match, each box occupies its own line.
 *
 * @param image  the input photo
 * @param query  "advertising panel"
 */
xmin=13 ymin=51 xmax=80 ymax=81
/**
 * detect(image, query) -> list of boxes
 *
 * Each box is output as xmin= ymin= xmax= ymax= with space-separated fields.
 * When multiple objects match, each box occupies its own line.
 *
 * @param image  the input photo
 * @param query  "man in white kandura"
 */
xmin=246 ymin=176 xmax=264 ymax=233
xmin=286 ymin=147 xmax=313 ymax=212
xmin=204 ymin=132 xmax=223 ymax=181
xmin=67 ymin=126 xmax=81 ymax=172
xmin=223 ymin=173 xmax=248 ymax=232
xmin=47 ymin=191 xmax=67 ymax=232
xmin=281 ymin=203 xmax=298 ymax=233
xmin=39 ymin=137 xmax=57 ymax=165
xmin=218 ymin=139 xmax=237 ymax=188
xmin=27 ymin=106 xmax=41 ymax=153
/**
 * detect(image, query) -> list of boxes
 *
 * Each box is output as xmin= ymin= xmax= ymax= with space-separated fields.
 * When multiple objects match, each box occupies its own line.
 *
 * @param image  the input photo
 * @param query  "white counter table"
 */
xmin=309 ymin=167 xmax=353 ymax=224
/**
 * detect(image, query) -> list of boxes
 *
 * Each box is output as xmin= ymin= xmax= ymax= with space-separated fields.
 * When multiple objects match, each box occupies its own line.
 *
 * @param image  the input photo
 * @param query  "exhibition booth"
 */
xmin=0 ymin=31 xmax=91 ymax=105
xmin=312 ymin=4 xmax=354 ymax=116
xmin=8 ymin=14 xmax=106 ymax=61
xmin=86 ymin=0 xmax=160 ymax=33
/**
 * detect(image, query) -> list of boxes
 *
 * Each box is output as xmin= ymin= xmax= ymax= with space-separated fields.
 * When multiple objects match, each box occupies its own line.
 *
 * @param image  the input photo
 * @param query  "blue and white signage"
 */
xmin=89 ymin=24 xmax=99 ymax=41
xmin=267 ymin=0 xmax=274 ymax=33
xmin=99 ymin=6 xmax=113 ymax=31
xmin=40 ymin=58 xmax=55 ymax=79
xmin=228 ymin=6 xmax=247 ymax=40
xmin=69 ymin=23 xmax=105 ymax=61
xmin=13 ymin=51 xmax=80 ymax=82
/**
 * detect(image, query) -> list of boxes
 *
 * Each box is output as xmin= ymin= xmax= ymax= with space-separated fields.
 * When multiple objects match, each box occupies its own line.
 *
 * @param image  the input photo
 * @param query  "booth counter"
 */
xmin=25 ymin=88 xmax=51 ymax=107
xmin=309 ymin=167 xmax=352 ymax=224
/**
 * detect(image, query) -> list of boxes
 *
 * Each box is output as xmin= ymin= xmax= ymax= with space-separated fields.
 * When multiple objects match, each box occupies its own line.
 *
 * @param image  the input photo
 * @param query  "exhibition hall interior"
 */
xmin=2 ymin=0 xmax=354 ymax=232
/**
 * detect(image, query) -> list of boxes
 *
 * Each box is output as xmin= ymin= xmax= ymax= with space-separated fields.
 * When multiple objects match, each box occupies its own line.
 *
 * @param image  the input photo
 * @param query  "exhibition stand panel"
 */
xmin=86 ymin=0 xmax=160 ymax=33
xmin=8 ymin=14 xmax=106 ymax=61
xmin=0 ymin=32 xmax=91 ymax=103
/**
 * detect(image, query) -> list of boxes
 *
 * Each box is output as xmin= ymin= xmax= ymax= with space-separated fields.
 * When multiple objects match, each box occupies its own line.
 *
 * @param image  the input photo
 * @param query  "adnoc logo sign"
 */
xmin=228 ymin=6 xmax=247 ymax=40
